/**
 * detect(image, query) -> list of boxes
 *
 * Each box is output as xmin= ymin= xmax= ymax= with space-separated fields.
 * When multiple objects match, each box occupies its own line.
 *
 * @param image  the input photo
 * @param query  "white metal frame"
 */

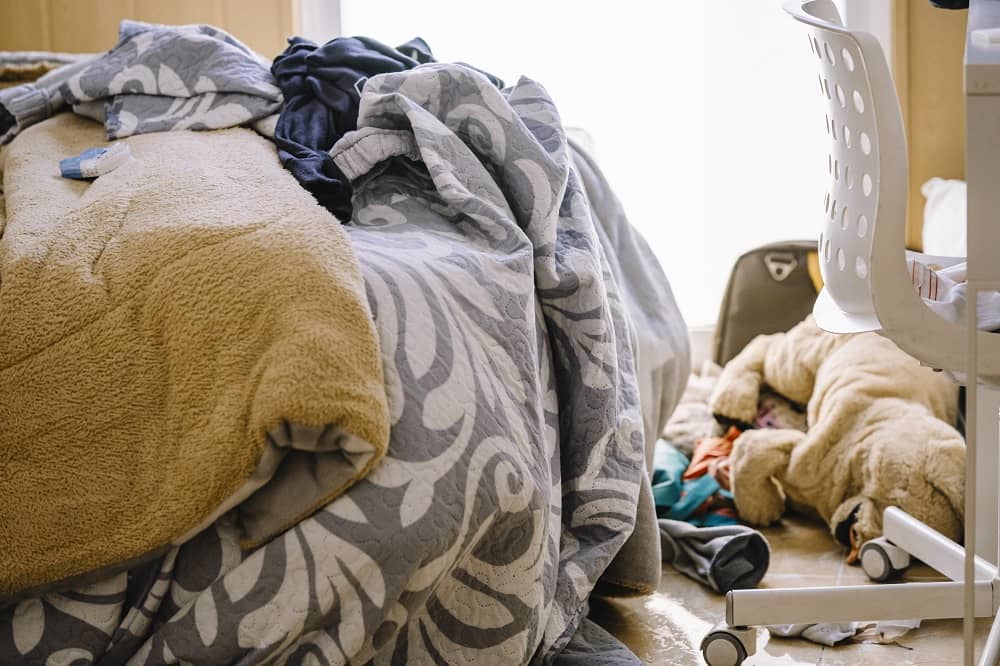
xmin=699 ymin=1 xmax=1000 ymax=664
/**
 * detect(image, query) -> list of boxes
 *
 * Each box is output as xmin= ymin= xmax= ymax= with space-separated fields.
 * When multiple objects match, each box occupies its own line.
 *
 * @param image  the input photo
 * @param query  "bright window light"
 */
xmin=339 ymin=1 xmax=834 ymax=327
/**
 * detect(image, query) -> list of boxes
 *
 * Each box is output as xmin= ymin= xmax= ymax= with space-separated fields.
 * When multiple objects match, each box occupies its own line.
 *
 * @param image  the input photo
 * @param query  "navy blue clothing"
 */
xmin=272 ymin=36 xmax=421 ymax=221
xmin=272 ymin=36 xmax=504 ymax=222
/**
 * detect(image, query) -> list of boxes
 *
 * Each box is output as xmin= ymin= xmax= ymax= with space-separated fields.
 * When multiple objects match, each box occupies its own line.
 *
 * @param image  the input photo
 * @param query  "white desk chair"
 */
xmin=699 ymin=1 xmax=1000 ymax=664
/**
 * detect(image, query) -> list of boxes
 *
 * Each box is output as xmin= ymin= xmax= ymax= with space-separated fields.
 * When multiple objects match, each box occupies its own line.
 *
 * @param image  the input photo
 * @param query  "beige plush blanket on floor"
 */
xmin=0 ymin=114 xmax=389 ymax=600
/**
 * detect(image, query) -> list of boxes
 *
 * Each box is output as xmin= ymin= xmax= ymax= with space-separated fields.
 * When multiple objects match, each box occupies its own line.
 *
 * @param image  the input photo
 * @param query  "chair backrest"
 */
xmin=786 ymin=0 xmax=999 ymax=374
xmin=785 ymin=0 xmax=906 ymax=330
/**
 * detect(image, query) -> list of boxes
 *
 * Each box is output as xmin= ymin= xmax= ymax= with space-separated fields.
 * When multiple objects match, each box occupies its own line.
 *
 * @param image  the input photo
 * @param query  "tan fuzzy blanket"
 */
xmin=0 ymin=114 xmax=389 ymax=600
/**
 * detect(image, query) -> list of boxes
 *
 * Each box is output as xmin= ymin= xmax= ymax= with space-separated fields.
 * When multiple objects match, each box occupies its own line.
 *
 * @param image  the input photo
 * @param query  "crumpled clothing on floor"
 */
xmin=659 ymin=518 xmax=770 ymax=593
xmin=768 ymin=619 xmax=921 ymax=647
xmin=653 ymin=438 xmax=739 ymax=527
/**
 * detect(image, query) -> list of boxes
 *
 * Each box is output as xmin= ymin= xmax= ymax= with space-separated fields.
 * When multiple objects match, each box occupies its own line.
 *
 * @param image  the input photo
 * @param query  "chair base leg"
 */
xmin=726 ymin=580 xmax=994 ymax=626
xmin=882 ymin=506 xmax=994 ymax=582
xmin=982 ymin=610 xmax=1000 ymax=666
xmin=706 ymin=508 xmax=1000 ymax=664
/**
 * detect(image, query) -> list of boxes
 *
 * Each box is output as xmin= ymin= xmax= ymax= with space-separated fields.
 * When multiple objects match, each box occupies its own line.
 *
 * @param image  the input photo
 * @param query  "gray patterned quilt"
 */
xmin=0 ymin=64 xmax=685 ymax=664
xmin=0 ymin=21 xmax=280 ymax=146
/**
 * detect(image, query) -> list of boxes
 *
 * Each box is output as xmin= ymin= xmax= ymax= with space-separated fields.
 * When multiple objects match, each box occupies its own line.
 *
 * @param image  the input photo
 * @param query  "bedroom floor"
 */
xmin=591 ymin=515 xmax=991 ymax=665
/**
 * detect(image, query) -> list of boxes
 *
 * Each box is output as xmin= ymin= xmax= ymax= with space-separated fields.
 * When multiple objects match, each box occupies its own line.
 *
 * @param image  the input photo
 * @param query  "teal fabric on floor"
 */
xmin=651 ymin=440 xmax=689 ymax=510
xmin=652 ymin=439 xmax=740 ymax=526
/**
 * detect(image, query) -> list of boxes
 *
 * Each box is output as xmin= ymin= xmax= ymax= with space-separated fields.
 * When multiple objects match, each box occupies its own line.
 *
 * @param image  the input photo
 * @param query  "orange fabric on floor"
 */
xmin=683 ymin=426 xmax=742 ymax=481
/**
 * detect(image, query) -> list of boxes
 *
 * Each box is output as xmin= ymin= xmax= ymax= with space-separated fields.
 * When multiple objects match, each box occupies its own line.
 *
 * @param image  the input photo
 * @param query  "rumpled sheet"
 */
xmin=0 ymin=51 xmax=83 ymax=91
xmin=0 ymin=21 xmax=281 ymax=145
xmin=0 ymin=64 xmax=664 ymax=664
xmin=0 ymin=54 xmax=94 ymax=143
xmin=334 ymin=63 xmax=647 ymax=661
xmin=569 ymin=137 xmax=690 ymax=597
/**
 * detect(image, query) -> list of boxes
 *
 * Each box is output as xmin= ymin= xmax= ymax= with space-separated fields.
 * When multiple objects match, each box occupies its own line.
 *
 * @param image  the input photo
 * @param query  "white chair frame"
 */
xmin=699 ymin=2 xmax=1000 ymax=664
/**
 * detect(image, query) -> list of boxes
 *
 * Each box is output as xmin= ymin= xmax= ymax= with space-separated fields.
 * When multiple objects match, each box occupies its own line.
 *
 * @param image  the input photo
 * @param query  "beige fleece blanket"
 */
xmin=0 ymin=114 xmax=389 ymax=600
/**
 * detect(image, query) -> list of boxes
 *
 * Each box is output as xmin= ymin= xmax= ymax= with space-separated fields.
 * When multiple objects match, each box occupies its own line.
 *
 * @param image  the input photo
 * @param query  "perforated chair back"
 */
xmin=786 ymin=0 xmax=1000 ymax=374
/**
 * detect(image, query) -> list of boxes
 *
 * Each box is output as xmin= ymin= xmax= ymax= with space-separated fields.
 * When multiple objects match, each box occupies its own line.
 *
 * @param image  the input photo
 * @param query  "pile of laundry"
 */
xmin=657 ymin=361 xmax=806 ymax=529
xmin=655 ymin=426 xmax=741 ymax=528
xmin=660 ymin=360 xmax=925 ymax=648
xmin=651 ymin=361 xmax=804 ymax=595
xmin=0 ymin=21 xmax=501 ymax=222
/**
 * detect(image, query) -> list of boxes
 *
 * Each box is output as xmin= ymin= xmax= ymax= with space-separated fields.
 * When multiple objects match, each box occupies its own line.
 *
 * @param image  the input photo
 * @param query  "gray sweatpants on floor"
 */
xmin=659 ymin=519 xmax=771 ymax=593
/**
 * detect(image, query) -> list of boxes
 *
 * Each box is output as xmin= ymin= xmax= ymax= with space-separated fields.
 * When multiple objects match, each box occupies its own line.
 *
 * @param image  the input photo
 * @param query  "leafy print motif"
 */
xmin=59 ymin=20 xmax=281 ymax=139
xmin=0 ymin=65 xmax=645 ymax=665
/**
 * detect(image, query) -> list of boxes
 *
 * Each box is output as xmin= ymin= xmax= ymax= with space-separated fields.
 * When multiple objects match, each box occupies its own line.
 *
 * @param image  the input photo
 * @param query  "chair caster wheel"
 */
xmin=701 ymin=623 xmax=755 ymax=666
xmin=860 ymin=536 xmax=911 ymax=582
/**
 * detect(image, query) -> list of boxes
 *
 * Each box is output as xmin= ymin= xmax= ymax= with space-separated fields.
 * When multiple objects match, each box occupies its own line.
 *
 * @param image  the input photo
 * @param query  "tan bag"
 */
xmin=713 ymin=241 xmax=821 ymax=365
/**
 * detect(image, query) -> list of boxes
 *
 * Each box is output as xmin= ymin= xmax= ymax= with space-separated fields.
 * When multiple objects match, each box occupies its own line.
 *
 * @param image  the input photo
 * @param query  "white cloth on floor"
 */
xmin=768 ymin=623 xmax=858 ymax=646
xmin=908 ymin=259 xmax=1000 ymax=331
xmin=768 ymin=619 xmax=921 ymax=646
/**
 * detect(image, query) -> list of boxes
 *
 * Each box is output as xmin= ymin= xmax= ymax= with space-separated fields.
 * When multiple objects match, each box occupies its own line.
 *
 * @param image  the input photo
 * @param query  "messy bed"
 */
xmin=0 ymin=23 xmax=690 ymax=665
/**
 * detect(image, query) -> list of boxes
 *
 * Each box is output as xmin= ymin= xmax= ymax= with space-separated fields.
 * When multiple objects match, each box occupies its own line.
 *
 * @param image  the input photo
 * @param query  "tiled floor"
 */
xmin=591 ymin=515 xmax=992 ymax=665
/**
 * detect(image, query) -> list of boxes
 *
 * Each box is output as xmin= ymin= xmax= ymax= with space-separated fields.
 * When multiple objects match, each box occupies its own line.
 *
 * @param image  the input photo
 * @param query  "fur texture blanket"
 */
xmin=0 ymin=114 xmax=389 ymax=600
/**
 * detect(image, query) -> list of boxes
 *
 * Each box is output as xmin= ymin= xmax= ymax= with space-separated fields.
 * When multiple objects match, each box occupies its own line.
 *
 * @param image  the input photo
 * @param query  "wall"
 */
xmin=892 ymin=0 xmax=968 ymax=250
xmin=0 ymin=0 xmax=299 ymax=57
xmin=837 ymin=1 xmax=966 ymax=249
xmin=298 ymin=0 xmax=339 ymax=45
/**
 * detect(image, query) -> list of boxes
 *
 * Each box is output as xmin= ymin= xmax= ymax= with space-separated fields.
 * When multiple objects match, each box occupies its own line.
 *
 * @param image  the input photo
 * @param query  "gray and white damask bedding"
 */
xmin=0 ymin=22 xmax=279 ymax=146
xmin=0 ymin=63 xmax=688 ymax=664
